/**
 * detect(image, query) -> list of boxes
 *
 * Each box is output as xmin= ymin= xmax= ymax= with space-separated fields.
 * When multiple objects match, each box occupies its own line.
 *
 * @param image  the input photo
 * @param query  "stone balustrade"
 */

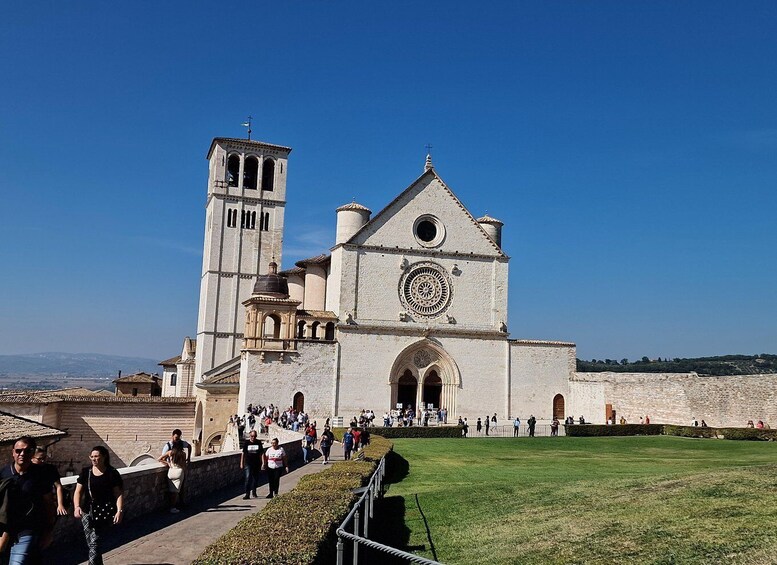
xmin=52 ymin=438 xmax=302 ymax=544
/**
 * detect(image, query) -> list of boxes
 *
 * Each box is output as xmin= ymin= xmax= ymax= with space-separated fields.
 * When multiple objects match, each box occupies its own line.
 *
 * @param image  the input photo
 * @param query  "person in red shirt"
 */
xmin=352 ymin=428 xmax=362 ymax=451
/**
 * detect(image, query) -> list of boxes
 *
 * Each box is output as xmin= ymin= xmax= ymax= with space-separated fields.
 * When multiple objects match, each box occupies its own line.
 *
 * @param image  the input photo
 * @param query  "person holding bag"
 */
xmin=73 ymin=446 xmax=124 ymax=565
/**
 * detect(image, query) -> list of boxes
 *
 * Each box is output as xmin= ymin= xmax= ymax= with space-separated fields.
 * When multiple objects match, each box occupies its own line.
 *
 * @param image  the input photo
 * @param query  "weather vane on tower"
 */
xmin=241 ymin=116 xmax=253 ymax=140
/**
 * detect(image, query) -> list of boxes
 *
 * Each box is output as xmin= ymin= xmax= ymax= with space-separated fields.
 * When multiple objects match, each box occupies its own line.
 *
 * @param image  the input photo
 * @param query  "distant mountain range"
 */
xmin=0 ymin=352 xmax=161 ymax=378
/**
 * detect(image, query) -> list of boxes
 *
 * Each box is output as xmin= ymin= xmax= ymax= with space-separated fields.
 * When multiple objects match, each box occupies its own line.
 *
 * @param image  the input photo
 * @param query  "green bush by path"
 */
xmin=567 ymin=424 xmax=777 ymax=441
xmin=565 ymin=423 xmax=664 ymax=436
xmin=333 ymin=425 xmax=463 ymax=439
xmin=194 ymin=437 xmax=393 ymax=565
xmin=385 ymin=436 xmax=777 ymax=565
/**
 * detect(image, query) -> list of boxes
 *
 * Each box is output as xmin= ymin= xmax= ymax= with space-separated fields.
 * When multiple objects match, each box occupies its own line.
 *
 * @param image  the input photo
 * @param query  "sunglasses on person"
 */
xmin=14 ymin=448 xmax=34 ymax=455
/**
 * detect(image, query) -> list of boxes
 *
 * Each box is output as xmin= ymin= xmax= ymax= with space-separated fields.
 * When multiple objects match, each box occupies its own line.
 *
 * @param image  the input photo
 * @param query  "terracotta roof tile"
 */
xmin=0 ymin=411 xmax=67 ymax=443
xmin=295 ymin=254 xmax=330 ymax=268
xmin=336 ymin=202 xmax=371 ymax=213
xmin=158 ymin=355 xmax=182 ymax=366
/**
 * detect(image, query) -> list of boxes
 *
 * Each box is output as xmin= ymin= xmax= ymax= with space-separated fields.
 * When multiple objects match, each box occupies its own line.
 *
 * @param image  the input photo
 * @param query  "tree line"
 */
xmin=576 ymin=354 xmax=777 ymax=376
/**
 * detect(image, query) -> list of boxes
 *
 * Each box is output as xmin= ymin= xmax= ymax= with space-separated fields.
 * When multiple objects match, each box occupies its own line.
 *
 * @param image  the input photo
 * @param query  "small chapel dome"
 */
xmin=252 ymin=262 xmax=290 ymax=298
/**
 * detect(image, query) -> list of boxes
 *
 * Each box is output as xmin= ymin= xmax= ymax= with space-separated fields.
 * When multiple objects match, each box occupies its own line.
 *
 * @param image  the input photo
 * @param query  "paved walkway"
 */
xmin=52 ymin=454 xmax=339 ymax=565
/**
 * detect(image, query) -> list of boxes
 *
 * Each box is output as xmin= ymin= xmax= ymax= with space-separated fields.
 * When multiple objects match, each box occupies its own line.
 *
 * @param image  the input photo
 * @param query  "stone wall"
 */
xmin=51 ymin=399 xmax=195 ymax=470
xmin=240 ymin=341 xmax=338 ymax=417
xmin=53 ymin=438 xmax=302 ymax=544
xmin=570 ymin=372 xmax=777 ymax=427
xmin=510 ymin=340 xmax=575 ymax=420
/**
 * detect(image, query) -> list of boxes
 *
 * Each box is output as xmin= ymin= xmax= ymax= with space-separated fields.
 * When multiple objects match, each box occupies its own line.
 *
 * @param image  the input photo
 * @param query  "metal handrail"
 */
xmin=335 ymin=456 xmax=444 ymax=565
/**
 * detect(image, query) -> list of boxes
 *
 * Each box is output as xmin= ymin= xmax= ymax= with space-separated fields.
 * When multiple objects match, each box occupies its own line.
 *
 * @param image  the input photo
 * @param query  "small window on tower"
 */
xmin=262 ymin=212 xmax=270 ymax=231
xmin=241 ymin=210 xmax=246 ymax=229
xmin=227 ymin=209 xmax=237 ymax=228
xmin=170 ymin=373 xmax=177 ymax=386
xmin=227 ymin=154 xmax=240 ymax=187
xmin=244 ymin=156 xmax=259 ymax=189
xmin=262 ymin=159 xmax=275 ymax=191
xmin=250 ymin=211 xmax=256 ymax=229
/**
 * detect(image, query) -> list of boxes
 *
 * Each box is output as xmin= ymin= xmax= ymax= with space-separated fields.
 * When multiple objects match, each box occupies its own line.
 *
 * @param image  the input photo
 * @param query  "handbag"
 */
xmin=88 ymin=469 xmax=117 ymax=526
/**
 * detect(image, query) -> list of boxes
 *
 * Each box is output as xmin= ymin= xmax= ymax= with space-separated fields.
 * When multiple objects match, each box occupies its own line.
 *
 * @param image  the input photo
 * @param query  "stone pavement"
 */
xmin=51 ymin=454 xmax=340 ymax=565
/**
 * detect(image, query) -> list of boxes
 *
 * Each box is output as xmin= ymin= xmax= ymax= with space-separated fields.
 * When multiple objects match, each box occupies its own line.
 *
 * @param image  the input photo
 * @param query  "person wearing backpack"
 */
xmin=342 ymin=428 xmax=355 ymax=461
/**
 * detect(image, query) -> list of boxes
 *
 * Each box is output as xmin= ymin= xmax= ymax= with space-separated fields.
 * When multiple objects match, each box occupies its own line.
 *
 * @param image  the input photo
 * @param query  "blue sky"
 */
xmin=1 ymin=2 xmax=775 ymax=361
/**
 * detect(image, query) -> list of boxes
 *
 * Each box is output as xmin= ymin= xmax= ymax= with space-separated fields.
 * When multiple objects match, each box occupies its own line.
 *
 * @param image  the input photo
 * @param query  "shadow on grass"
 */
xmin=355 ymin=450 xmax=440 ymax=564
xmin=384 ymin=449 xmax=410 ymax=485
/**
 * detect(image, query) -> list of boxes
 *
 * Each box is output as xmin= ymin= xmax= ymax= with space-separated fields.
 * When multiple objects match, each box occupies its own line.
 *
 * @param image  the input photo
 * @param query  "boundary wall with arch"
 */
xmin=569 ymin=372 xmax=777 ymax=426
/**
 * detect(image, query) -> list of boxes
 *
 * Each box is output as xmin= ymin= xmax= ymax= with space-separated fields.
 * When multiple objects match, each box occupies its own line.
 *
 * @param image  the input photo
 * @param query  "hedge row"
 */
xmin=564 ymin=424 xmax=664 ymax=437
xmin=194 ymin=435 xmax=394 ymax=565
xmin=664 ymin=425 xmax=777 ymax=441
xmin=332 ymin=425 xmax=464 ymax=439
xmin=566 ymin=424 xmax=777 ymax=441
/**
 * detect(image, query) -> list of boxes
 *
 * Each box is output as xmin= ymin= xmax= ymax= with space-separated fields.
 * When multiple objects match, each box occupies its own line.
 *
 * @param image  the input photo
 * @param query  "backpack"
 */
xmin=343 ymin=433 xmax=354 ymax=448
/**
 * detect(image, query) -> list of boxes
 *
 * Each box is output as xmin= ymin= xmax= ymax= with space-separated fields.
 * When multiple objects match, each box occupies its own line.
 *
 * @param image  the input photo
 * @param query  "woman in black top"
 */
xmin=73 ymin=446 xmax=124 ymax=565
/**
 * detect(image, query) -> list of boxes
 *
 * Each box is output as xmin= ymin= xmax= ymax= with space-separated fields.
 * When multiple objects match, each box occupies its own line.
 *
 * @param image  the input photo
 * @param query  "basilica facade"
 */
xmin=170 ymin=137 xmax=575 ymax=435
xmin=160 ymin=136 xmax=774 ymax=452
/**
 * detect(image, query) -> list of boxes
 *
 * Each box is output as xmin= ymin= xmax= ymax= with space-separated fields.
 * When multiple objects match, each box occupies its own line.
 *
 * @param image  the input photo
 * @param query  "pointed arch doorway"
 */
xmin=422 ymin=371 xmax=442 ymax=409
xmin=389 ymin=340 xmax=460 ymax=416
xmin=396 ymin=370 xmax=418 ymax=410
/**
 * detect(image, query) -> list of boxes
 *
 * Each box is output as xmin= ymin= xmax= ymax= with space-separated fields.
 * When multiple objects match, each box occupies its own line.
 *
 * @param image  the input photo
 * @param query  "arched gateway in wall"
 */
xmin=389 ymin=340 xmax=460 ymax=416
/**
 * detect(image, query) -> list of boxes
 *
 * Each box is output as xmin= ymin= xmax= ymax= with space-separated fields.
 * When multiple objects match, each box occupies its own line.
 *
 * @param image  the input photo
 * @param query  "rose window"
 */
xmin=399 ymin=263 xmax=453 ymax=318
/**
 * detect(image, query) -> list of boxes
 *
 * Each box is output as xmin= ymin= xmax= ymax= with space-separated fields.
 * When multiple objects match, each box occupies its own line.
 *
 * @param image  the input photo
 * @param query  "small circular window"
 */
xmin=413 ymin=215 xmax=445 ymax=247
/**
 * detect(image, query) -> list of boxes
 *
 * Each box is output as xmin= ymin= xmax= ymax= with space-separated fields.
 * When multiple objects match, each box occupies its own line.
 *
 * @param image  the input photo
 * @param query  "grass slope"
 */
xmin=383 ymin=437 xmax=777 ymax=564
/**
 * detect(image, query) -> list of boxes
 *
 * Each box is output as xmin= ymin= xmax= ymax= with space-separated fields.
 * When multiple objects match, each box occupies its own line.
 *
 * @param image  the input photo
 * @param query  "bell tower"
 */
xmin=194 ymin=137 xmax=291 ymax=382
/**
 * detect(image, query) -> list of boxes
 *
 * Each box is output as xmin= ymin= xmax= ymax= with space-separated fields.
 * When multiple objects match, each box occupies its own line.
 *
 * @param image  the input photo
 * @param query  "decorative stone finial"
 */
xmin=269 ymin=261 xmax=278 ymax=275
xmin=424 ymin=153 xmax=433 ymax=172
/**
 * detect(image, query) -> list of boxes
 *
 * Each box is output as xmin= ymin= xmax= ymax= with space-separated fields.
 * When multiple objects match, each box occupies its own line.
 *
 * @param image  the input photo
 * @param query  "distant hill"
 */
xmin=577 ymin=354 xmax=777 ymax=376
xmin=0 ymin=352 xmax=161 ymax=379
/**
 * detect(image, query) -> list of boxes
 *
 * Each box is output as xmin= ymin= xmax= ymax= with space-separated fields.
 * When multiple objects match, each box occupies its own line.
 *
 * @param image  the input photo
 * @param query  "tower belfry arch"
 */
xmin=389 ymin=340 xmax=460 ymax=416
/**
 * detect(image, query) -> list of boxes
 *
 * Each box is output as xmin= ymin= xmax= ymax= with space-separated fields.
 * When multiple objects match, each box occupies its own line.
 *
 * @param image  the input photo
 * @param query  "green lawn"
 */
xmin=377 ymin=437 xmax=777 ymax=565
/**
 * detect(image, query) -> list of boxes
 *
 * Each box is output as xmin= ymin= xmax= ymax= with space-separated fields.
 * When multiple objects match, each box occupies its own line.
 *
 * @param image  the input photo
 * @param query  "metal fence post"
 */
xmin=353 ymin=510 xmax=360 ymax=565
xmin=336 ymin=536 xmax=344 ymax=565
xmin=364 ymin=491 xmax=370 ymax=538
xmin=369 ymin=484 xmax=374 ymax=519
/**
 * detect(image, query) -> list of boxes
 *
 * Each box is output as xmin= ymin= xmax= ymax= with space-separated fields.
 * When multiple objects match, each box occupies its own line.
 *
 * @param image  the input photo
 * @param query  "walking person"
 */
xmin=476 ymin=418 xmax=482 ymax=434
xmin=262 ymin=438 xmax=288 ymax=498
xmin=484 ymin=415 xmax=490 ymax=436
xmin=240 ymin=430 xmax=264 ymax=499
xmin=513 ymin=416 xmax=521 ymax=437
xmin=319 ymin=426 xmax=335 ymax=464
xmin=462 ymin=418 xmax=469 ymax=438
xmin=32 ymin=446 xmax=68 ymax=549
xmin=343 ymin=427 xmax=355 ymax=460
xmin=73 ymin=446 xmax=124 ymax=565
xmin=0 ymin=436 xmax=51 ymax=564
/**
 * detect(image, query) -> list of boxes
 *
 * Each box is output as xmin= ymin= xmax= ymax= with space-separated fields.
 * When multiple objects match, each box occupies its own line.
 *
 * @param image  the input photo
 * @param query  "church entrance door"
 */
xmin=553 ymin=394 xmax=565 ymax=420
xmin=294 ymin=391 xmax=304 ymax=413
xmin=422 ymin=371 xmax=442 ymax=409
xmin=397 ymin=370 xmax=418 ymax=410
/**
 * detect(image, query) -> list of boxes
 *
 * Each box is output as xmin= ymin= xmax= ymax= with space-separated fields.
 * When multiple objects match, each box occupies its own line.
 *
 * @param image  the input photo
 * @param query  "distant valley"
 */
xmin=0 ymin=352 xmax=161 ymax=391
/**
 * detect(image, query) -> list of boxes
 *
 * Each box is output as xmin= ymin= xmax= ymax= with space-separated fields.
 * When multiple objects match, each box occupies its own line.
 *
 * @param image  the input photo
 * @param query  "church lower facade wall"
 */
xmin=239 ymin=341 xmax=338 ymax=416
xmin=569 ymin=372 xmax=777 ymax=427
xmin=509 ymin=341 xmax=575 ymax=421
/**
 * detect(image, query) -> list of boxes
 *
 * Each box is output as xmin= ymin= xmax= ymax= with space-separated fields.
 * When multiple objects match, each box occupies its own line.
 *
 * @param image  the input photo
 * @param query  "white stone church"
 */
xmin=161 ymin=135 xmax=575 ymax=444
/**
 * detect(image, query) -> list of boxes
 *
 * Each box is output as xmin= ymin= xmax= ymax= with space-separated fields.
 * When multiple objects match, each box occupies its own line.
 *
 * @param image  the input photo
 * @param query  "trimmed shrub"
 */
xmin=663 ymin=425 xmax=717 ymax=439
xmin=194 ymin=436 xmax=393 ymax=565
xmin=333 ymin=426 xmax=463 ymax=440
xmin=569 ymin=424 xmax=777 ymax=442
xmin=564 ymin=424 xmax=664 ymax=437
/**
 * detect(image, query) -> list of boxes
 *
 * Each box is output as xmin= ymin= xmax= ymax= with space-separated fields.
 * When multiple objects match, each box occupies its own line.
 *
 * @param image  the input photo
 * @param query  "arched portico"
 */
xmin=389 ymin=340 xmax=460 ymax=416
